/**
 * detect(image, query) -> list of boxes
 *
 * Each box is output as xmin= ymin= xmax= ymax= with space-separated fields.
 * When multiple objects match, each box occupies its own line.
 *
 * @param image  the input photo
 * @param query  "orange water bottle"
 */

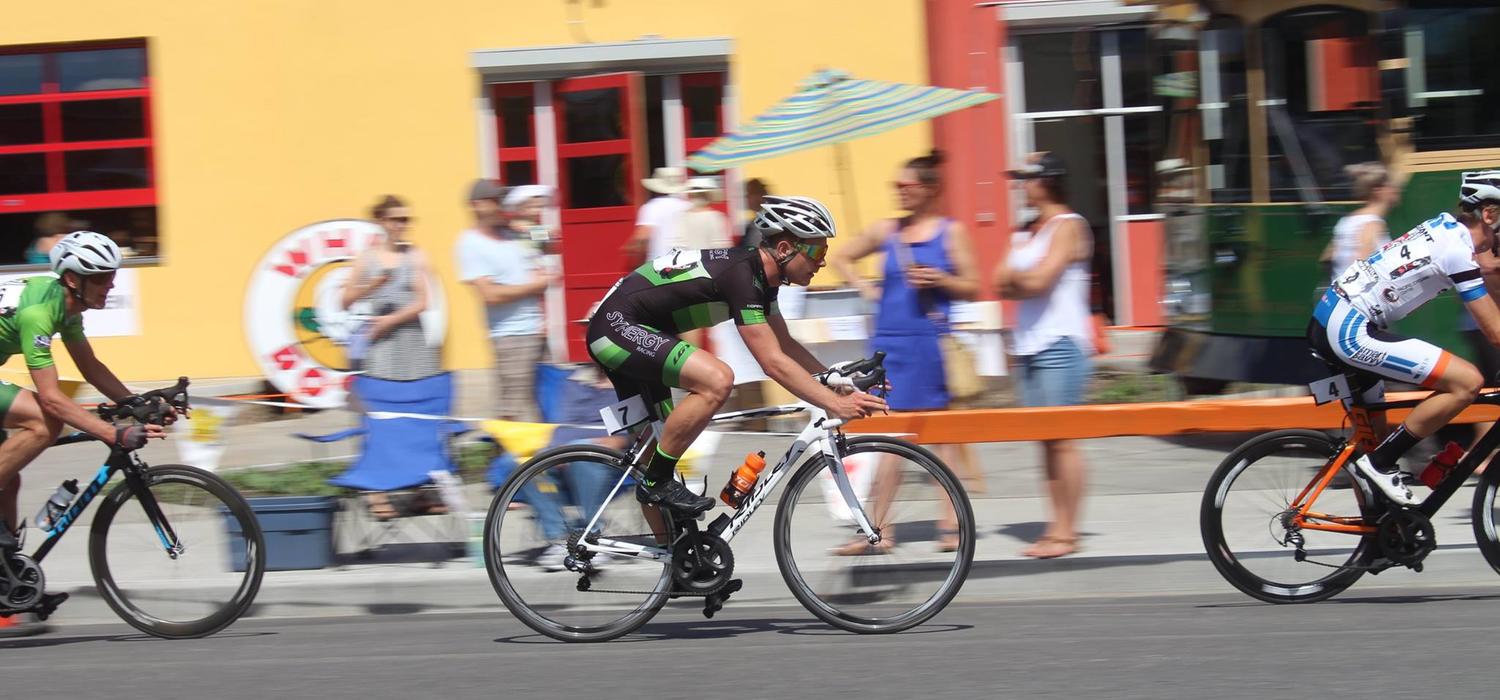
xmin=720 ymin=451 xmax=767 ymax=508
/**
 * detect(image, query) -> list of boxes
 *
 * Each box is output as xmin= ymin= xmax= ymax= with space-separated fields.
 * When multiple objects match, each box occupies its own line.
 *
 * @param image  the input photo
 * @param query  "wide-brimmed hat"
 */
xmin=642 ymin=166 xmax=691 ymax=194
xmin=685 ymin=176 xmax=723 ymax=201
xmin=1007 ymin=152 xmax=1067 ymax=180
xmin=503 ymin=184 xmax=555 ymax=210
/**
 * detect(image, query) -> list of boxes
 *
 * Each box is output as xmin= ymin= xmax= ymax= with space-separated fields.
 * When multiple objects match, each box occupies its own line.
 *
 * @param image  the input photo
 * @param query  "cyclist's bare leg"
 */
xmin=1401 ymin=359 xmax=1484 ymax=441
xmin=654 ymin=351 xmax=734 ymax=458
xmin=0 ymin=391 xmax=64 ymax=538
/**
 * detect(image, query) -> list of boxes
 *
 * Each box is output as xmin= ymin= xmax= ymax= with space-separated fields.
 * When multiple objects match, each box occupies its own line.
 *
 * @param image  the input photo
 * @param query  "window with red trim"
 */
xmin=0 ymin=39 xmax=157 ymax=266
xmin=491 ymin=82 xmax=538 ymax=186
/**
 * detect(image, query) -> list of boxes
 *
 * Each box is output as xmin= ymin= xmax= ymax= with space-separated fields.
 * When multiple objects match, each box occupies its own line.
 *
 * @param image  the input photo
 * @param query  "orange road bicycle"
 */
xmin=1201 ymin=361 xmax=1500 ymax=604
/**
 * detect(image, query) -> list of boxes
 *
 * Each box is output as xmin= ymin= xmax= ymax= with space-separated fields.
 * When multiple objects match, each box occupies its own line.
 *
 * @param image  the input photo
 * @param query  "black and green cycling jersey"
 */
xmin=586 ymin=247 xmax=778 ymax=414
xmin=0 ymin=276 xmax=84 ymax=370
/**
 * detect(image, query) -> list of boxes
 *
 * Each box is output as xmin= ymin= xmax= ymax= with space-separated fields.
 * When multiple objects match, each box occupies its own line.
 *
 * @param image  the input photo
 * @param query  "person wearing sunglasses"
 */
xmin=585 ymin=195 xmax=888 ymax=515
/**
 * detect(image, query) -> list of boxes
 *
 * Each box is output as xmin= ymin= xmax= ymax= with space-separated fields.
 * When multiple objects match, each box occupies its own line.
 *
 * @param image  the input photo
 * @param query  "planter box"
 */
xmin=228 ymin=496 xmax=338 ymax=571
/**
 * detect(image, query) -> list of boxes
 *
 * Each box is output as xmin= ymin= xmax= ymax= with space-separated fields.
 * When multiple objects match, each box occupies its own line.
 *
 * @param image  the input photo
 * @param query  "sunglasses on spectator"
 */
xmin=384 ymin=216 xmax=412 ymax=224
xmin=795 ymin=243 xmax=828 ymax=263
xmin=892 ymin=180 xmax=925 ymax=190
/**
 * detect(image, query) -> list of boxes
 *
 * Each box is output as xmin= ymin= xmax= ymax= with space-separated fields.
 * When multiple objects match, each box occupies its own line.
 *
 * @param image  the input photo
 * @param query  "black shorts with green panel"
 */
xmin=585 ymin=247 xmax=778 ymax=418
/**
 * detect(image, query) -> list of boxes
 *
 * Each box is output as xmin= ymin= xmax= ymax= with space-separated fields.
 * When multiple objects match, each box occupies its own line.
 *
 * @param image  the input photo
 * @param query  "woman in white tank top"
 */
xmin=994 ymin=151 xmax=1094 ymax=559
xmin=1326 ymin=161 xmax=1401 ymax=280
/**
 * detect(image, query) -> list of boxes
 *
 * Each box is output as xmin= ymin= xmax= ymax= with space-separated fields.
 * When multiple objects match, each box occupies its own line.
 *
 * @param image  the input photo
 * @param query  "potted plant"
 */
xmin=220 ymin=462 xmax=343 ymax=571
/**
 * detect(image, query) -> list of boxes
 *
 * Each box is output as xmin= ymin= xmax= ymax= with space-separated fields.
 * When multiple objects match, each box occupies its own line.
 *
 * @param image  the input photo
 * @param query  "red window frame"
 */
xmin=0 ymin=39 xmax=155 ymax=214
xmin=491 ymin=82 xmax=538 ymax=186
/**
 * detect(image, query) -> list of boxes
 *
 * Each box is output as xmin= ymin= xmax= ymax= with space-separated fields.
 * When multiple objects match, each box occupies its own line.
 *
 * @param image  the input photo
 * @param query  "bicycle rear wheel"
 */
xmin=774 ymin=436 xmax=974 ymax=633
xmin=1201 ymin=430 xmax=1372 ymax=603
xmin=89 ymin=465 xmax=265 ymax=638
xmin=485 ymin=444 xmax=676 ymax=642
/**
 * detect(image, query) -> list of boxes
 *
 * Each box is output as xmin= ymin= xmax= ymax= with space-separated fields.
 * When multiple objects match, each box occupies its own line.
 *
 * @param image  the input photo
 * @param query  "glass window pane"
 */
xmin=501 ymin=160 xmax=535 ymax=186
xmin=564 ymin=155 xmax=627 ymax=208
xmin=64 ymin=148 xmax=150 ymax=191
xmin=684 ymin=83 xmax=722 ymax=138
xmin=0 ymin=154 xmax=48 ymax=195
xmin=0 ymin=104 xmax=45 ymax=145
xmin=1124 ymin=113 xmax=1166 ymax=214
xmin=0 ymin=54 xmax=44 ymax=96
xmin=561 ymin=88 xmax=624 ymax=143
xmin=58 ymin=47 xmax=146 ymax=92
xmin=1018 ymin=31 xmax=1101 ymax=112
xmin=1203 ymin=20 xmax=1251 ymax=203
xmin=1406 ymin=5 xmax=1500 ymax=150
xmin=61 ymin=98 xmax=146 ymax=141
xmin=1118 ymin=28 xmax=1156 ymax=108
xmin=65 ymin=206 xmax=157 ymax=258
xmin=498 ymin=94 xmax=534 ymax=148
xmin=645 ymin=76 xmax=666 ymax=173
xmin=1262 ymin=8 xmax=1379 ymax=202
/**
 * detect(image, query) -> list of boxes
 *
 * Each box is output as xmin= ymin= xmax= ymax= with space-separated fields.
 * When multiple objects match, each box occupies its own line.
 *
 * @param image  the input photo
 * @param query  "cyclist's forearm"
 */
xmin=37 ymin=392 xmax=115 ymax=442
xmin=779 ymin=339 xmax=825 ymax=374
xmin=762 ymin=354 xmax=842 ymax=410
xmin=78 ymin=362 xmax=130 ymax=402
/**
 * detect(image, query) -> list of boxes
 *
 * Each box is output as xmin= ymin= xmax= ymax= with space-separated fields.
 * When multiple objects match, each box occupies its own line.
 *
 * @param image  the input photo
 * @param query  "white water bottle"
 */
xmin=33 ymin=479 xmax=78 ymax=531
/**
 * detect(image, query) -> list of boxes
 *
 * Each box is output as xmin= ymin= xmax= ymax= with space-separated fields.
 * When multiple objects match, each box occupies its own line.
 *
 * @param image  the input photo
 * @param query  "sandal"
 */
xmin=1020 ymin=535 xmax=1078 ymax=560
xmin=832 ymin=533 xmax=895 ymax=556
xmin=936 ymin=528 xmax=961 ymax=553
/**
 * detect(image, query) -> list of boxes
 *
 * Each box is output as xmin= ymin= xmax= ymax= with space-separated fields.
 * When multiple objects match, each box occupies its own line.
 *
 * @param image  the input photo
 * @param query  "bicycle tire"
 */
xmin=485 ymin=444 xmax=675 ymax=642
xmin=89 ymin=464 xmax=266 ymax=638
xmin=774 ymin=436 xmax=974 ymax=633
xmin=1200 ymin=430 xmax=1371 ymax=604
xmin=1471 ymin=462 xmax=1500 ymax=576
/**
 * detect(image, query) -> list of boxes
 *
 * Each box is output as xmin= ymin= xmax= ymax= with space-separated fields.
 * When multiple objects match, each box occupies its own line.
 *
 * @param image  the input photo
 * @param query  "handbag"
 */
xmin=940 ymin=333 xmax=982 ymax=401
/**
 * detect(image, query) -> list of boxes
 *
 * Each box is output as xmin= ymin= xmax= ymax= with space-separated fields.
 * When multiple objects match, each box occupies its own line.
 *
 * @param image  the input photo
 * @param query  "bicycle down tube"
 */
xmin=29 ymin=444 xmax=180 ymax=564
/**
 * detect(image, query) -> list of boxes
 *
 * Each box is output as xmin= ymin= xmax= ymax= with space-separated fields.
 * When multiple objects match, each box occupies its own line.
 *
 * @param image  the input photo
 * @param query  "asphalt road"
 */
xmin=5 ymin=585 xmax=1497 ymax=700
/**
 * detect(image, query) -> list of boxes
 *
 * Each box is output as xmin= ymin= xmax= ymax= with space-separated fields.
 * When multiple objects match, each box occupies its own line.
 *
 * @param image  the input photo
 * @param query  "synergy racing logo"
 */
xmin=244 ymin=220 xmax=446 ymax=408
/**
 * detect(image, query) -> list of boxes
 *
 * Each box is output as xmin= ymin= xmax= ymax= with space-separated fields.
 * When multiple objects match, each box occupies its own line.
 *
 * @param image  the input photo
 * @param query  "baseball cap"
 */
xmin=468 ymin=178 xmax=505 ymax=202
xmin=1008 ymin=152 xmax=1067 ymax=180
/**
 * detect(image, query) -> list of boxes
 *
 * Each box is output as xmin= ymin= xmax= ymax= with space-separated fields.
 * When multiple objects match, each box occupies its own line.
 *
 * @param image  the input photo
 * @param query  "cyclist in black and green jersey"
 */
xmin=0 ymin=232 xmax=164 ymax=555
xmin=587 ymin=195 xmax=888 ymax=514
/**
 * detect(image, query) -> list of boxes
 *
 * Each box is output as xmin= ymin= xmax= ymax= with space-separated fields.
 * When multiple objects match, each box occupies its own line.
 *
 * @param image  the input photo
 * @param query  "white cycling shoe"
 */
xmin=1352 ymin=455 xmax=1420 ymax=506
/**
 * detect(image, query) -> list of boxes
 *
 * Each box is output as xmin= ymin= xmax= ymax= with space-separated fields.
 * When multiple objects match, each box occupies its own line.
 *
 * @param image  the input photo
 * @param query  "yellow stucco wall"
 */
xmin=1 ymin=1 xmax=930 ymax=382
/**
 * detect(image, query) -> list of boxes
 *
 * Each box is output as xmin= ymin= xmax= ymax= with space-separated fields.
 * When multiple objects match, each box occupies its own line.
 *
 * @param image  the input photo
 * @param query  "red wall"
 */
xmin=924 ymin=0 xmax=1008 ymax=303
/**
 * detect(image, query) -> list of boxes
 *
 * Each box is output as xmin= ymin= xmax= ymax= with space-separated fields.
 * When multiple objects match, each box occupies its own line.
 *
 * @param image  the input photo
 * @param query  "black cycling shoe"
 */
xmin=636 ymin=479 xmax=716 ymax=516
xmin=0 ymin=520 xmax=16 ymax=554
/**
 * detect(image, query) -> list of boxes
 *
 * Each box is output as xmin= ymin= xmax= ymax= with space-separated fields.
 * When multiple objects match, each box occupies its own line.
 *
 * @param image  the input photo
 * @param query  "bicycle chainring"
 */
xmin=1375 ymin=508 xmax=1436 ymax=567
xmin=0 ymin=552 xmax=44 ymax=611
xmin=670 ymin=532 xmax=735 ymax=595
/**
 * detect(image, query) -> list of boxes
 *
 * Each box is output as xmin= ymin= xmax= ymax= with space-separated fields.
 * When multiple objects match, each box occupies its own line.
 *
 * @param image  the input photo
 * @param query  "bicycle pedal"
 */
xmin=32 ymin=592 xmax=67 ymax=621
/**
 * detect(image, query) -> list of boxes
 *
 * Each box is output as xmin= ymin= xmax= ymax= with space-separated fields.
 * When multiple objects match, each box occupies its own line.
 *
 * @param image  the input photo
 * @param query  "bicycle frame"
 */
xmin=575 ymin=403 xmax=878 ymax=561
xmin=27 ymin=435 xmax=181 ymax=564
xmin=1288 ymin=389 xmax=1500 ymax=536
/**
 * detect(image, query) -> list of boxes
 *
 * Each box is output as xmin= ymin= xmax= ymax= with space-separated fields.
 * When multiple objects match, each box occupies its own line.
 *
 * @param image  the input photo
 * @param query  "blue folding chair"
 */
xmin=296 ymin=372 xmax=469 ymax=561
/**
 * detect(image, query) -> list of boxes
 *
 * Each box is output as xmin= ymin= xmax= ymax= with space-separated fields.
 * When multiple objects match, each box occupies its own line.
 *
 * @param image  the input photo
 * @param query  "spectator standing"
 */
xmin=625 ymin=167 xmax=693 ymax=263
xmin=341 ymin=195 xmax=441 ymax=382
xmin=456 ymin=178 xmax=553 ymax=421
xmin=828 ymin=150 xmax=979 ymax=553
xmin=676 ymin=177 xmax=732 ymax=250
xmin=741 ymin=178 xmax=771 ymax=248
xmin=994 ymin=152 xmax=1094 ymax=559
xmin=25 ymin=213 xmax=71 ymax=265
xmin=1326 ymin=161 xmax=1399 ymax=280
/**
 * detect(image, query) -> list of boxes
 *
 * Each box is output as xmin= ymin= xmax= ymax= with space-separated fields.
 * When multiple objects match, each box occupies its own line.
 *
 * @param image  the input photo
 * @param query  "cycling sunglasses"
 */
xmin=794 ymin=243 xmax=828 ymax=263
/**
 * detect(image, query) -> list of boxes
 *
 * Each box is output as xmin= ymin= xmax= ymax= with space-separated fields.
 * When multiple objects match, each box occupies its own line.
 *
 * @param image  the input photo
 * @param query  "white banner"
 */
xmin=0 ymin=269 xmax=140 ymax=337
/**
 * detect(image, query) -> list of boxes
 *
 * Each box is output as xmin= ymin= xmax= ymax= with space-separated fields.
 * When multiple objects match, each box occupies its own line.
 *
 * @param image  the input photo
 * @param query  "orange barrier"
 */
xmin=846 ymin=391 xmax=1500 ymax=444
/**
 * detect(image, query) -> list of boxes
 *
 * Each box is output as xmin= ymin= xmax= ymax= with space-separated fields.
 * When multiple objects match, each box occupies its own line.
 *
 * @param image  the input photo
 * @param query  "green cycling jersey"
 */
xmin=0 ymin=276 xmax=85 ymax=370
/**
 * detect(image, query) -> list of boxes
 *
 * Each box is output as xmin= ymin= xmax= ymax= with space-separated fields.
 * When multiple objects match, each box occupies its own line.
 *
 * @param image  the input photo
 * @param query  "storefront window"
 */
xmin=1018 ymin=30 xmax=1101 ymax=112
xmin=1261 ymin=8 xmax=1381 ymax=202
xmin=1403 ymin=2 xmax=1500 ymax=150
xmin=0 ymin=40 xmax=157 ymax=266
xmin=1202 ymin=17 xmax=1251 ymax=203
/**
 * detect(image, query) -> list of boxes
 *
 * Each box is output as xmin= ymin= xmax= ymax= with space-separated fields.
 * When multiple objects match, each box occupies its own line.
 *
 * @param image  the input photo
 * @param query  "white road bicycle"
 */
xmin=483 ymin=353 xmax=976 ymax=642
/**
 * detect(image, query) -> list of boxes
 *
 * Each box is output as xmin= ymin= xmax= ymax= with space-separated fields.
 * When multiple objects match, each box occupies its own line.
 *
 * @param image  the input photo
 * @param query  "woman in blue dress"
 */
xmin=829 ymin=150 xmax=980 ymax=553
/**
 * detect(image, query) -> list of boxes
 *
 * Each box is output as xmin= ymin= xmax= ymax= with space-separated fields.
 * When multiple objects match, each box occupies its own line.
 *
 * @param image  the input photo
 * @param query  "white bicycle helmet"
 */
xmin=1460 ymin=170 xmax=1500 ymax=208
xmin=50 ymin=231 xmax=122 ymax=276
xmin=752 ymin=196 xmax=837 ymax=241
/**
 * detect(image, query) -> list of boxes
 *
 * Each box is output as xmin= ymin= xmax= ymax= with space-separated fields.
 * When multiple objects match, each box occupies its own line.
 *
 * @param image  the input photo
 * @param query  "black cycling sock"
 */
xmin=1370 ymin=424 xmax=1422 ymax=473
xmin=642 ymin=445 xmax=680 ymax=486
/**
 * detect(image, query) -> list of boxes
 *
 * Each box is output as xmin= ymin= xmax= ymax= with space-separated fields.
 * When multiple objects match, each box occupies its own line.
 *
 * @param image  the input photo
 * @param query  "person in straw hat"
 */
xmin=624 ymin=167 xmax=694 ymax=262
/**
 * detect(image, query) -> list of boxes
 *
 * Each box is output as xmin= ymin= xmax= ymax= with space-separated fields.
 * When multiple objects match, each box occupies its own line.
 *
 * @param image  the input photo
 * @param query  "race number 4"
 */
xmin=1309 ymin=374 xmax=1352 ymax=406
xmin=601 ymin=395 xmax=649 ymax=435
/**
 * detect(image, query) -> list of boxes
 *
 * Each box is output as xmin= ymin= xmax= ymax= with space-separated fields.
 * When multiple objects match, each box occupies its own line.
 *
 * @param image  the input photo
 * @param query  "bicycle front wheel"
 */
xmin=89 ymin=465 xmax=265 ymax=638
xmin=774 ymin=436 xmax=974 ymax=633
xmin=485 ymin=444 xmax=676 ymax=642
xmin=1201 ymin=430 xmax=1372 ymax=604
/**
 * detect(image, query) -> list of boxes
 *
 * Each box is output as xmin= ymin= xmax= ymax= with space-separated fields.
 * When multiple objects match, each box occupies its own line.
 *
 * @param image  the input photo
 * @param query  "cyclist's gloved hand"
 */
xmin=114 ymin=425 xmax=149 ymax=451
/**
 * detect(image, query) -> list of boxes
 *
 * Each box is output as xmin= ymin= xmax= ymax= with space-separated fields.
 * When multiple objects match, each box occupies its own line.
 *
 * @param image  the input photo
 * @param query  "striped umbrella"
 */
xmin=686 ymin=69 xmax=999 ymax=173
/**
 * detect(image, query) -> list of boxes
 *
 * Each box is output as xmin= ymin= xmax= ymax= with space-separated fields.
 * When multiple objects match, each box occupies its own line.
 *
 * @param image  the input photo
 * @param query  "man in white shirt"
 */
xmin=456 ymin=178 xmax=555 ymax=420
xmin=624 ymin=167 xmax=694 ymax=263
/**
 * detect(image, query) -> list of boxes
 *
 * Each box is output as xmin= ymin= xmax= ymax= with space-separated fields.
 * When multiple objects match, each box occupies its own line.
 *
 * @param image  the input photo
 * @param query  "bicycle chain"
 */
xmin=569 ymin=530 xmax=736 ymax=598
